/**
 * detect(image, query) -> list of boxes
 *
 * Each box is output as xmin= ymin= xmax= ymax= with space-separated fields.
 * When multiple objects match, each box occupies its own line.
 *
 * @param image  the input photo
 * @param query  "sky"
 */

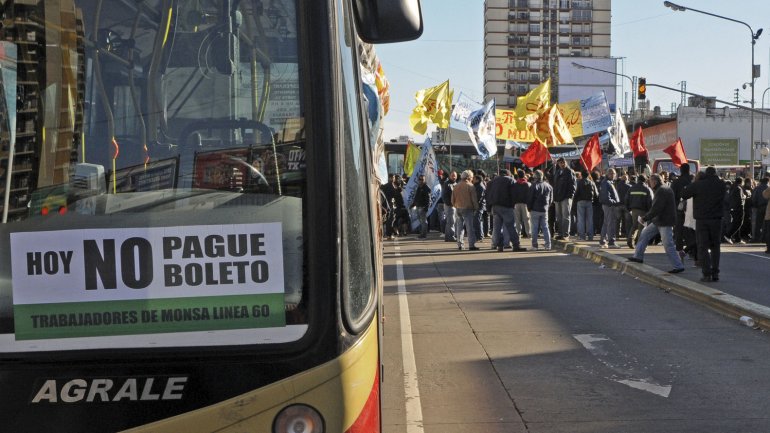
xmin=375 ymin=0 xmax=770 ymax=141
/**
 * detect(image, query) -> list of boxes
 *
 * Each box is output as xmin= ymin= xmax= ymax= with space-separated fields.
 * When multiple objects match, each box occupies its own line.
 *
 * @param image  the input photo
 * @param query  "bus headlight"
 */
xmin=272 ymin=404 xmax=324 ymax=433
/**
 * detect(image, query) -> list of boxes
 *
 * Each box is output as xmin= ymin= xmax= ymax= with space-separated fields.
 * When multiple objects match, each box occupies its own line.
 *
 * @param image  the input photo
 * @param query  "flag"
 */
xmin=374 ymin=62 xmax=390 ymax=115
xmin=580 ymin=133 xmax=602 ymax=172
xmin=608 ymin=113 xmax=630 ymax=157
xmin=403 ymin=140 xmax=421 ymax=176
xmin=531 ymin=105 xmax=573 ymax=147
xmin=450 ymin=92 xmax=482 ymax=130
xmin=409 ymin=80 xmax=454 ymax=135
xmin=663 ymin=137 xmax=688 ymax=167
xmin=466 ymin=99 xmax=497 ymax=159
xmin=401 ymin=138 xmax=442 ymax=229
xmin=514 ymin=79 xmax=551 ymax=129
xmin=630 ymin=126 xmax=648 ymax=158
xmin=520 ymin=139 xmax=551 ymax=168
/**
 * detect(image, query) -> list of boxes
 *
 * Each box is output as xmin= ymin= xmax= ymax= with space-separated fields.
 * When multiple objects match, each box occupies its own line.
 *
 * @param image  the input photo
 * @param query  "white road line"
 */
xmin=573 ymin=333 xmax=672 ymax=398
xmin=738 ymin=252 xmax=770 ymax=260
xmin=397 ymin=259 xmax=425 ymax=433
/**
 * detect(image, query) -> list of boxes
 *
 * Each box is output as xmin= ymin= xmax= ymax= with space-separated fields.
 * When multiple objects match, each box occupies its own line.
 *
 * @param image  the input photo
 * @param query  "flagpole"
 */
xmin=448 ymin=127 xmax=453 ymax=171
xmin=572 ymin=139 xmax=587 ymax=173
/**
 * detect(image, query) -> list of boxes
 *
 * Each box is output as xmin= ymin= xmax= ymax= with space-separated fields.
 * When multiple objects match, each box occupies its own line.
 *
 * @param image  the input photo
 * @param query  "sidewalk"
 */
xmin=551 ymin=237 xmax=770 ymax=331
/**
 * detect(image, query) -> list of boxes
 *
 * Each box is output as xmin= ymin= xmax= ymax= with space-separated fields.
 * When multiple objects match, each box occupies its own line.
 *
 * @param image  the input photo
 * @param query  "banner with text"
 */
xmin=10 ymin=223 xmax=286 ymax=340
xmin=495 ymin=92 xmax=612 ymax=142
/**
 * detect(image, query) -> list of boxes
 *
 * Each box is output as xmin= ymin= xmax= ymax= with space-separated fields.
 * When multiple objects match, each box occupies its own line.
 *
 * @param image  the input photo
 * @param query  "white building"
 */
xmin=642 ymin=105 xmax=770 ymax=174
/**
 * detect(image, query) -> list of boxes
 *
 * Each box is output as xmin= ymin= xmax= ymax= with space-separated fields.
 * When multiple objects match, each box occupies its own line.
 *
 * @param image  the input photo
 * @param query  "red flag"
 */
xmin=663 ymin=137 xmax=688 ymax=167
xmin=520 ymin=139 xmax=551 ymax=168
xmin=630 ymin=126 xmax=648 ymax=158
xmin=580 ymin=133 xmax=602 ymax=171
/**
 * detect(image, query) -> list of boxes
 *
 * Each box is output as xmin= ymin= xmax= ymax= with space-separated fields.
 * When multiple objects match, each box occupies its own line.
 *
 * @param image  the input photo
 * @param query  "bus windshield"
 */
xmin=0 ymin=0 xmax=307 ymax=353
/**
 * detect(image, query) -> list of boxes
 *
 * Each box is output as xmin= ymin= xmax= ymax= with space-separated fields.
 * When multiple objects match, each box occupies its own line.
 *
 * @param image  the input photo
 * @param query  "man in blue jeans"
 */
xmin=528 ymin=170 xmax=553 ymax=251
xmin=627 ymin=174 xmax=685 ymax=273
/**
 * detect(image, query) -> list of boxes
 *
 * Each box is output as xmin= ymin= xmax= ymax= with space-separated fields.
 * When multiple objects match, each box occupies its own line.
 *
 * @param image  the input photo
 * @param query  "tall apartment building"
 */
xmin=484 ymin=0 xmax=611 ymax=107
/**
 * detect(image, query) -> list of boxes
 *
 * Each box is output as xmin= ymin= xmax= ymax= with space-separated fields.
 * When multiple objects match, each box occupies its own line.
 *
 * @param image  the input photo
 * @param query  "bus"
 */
xmin=0 ymin=0 xmax=422 ymax=431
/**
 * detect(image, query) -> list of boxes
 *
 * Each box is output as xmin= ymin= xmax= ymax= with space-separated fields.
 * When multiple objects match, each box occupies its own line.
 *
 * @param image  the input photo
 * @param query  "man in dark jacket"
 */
xmin=486 ymin=169 xmax=525 ymax=252
xmin=473 ymin=171 xmax=488 ymax=241
xmin=599 ymin=169 xmax=620 ymax=248
xmin=671 ymin=163 xmax=694 ymax=254
xmin=553 ymin=157 xmax=576 ymax=240
xmin=627 ymin=174 xmax=685 ymax=273
xmin=625 ymin=174 xmax=653 ymax=248
xmin=574 ymin=169 xmax=598 ymax=241
xmin=410 ymin=175 xmax=432 ymax=239
xmin=512 ymin=170 xmax=532 ymax=239
xmin=528 ymin=170 xmax=553 ymax=250
xmin=681 ymin=166 xmax=725 ymax=282
xmin=614 ymin=173 xmax=632 ymax=242
xmin=727 ymin=177 xmax=748 ymax=243
xmin=441 ymin=171 xmax=458 ymax=242
xmin=752 ymin=176 xmax=769 ymax=243
xmin=381 ymin=174 xmax=402 ymax=240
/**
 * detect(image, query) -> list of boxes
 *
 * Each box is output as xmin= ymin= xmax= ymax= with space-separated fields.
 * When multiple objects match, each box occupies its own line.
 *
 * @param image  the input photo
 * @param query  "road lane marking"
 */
xmin=738 ymin=252 xmax=770 ymax=261
xmin=573 ymin=333 xmax=672 ymax=398
xmin=397 ymin=259 xmax=425 ymax=433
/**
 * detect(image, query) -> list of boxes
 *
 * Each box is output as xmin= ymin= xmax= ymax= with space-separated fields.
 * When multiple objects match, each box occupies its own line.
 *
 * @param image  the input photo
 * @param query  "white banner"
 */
xmin=450 ymin=92 xmax=482 ymax=130
xmin=11 ymin=223 xmax=285 ymax=305
xmin=466 ymin=99 xmax=497 ymax=159
xmin=580 ymin=91 xmax=613 ymax=136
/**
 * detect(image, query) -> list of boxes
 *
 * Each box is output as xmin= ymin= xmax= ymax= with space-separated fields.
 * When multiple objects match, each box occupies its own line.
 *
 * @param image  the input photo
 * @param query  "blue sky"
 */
xmin=375 ymin=0 xmax=770 ymax=140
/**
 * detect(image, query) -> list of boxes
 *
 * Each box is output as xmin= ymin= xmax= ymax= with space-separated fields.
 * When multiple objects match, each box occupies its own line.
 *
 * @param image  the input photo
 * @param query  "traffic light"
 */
xmin=638 ymin=78 xmax=647 ymax=101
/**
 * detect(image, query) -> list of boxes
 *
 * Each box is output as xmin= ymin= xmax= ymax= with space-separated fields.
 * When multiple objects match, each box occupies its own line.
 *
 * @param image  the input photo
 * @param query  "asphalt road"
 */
xmin=381 ymin=234 xmax=770 ymax=433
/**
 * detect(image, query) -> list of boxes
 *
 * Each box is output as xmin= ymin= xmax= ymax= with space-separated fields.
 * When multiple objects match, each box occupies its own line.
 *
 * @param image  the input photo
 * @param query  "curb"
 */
xmin=555 ymin=240 xmax=770 ymax=331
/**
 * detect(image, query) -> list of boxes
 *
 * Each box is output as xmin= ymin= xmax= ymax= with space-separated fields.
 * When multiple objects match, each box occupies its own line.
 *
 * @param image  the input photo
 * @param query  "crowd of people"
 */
xmin=380 ymin=160 xmax=770 ymax=283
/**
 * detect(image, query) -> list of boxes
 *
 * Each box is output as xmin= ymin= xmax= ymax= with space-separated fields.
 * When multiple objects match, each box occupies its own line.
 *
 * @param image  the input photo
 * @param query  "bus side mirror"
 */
xmin=352 ymin=0 xmax=423 ymax=43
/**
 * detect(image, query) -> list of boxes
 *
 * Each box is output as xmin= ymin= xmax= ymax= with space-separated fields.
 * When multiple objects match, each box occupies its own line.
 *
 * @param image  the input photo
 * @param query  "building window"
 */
xmin=572 ymin=9 xmax=592 ymax=21
xmin=529 ymin=23 xmax=540 ymax=32
xmin=573 ymin=0 xmax=591 ymax=9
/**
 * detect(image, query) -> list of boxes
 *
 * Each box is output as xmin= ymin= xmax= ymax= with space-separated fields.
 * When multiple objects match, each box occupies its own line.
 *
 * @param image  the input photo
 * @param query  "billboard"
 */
xmin=558 ymin=57 xmax=617 ymax=110
xmin=700 ymin=138 xmax=740 ymax=165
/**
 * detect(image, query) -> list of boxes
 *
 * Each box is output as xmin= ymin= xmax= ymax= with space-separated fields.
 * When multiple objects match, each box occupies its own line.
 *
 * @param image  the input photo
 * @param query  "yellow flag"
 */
xmin=530 ymin=104 xmax=574 ymax=147
xmin=514 ymin=79 xmax=551 ymax=130
xmin=409 ymin=80 xmax=454 ymax=135
xmin=403 ymin=140 xmax=421 ymax=176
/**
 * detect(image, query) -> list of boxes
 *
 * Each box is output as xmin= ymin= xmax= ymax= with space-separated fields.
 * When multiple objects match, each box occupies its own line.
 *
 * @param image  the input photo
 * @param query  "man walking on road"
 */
xmin=625 ymin=174 xmax=653 ymax=248
xmin=453 ymin=170 xmax=480 ymax=251
xmin=681 ymin=166 xmax=726 ymax=282
xmin=627 ymin=174 xmax=685 ymax=273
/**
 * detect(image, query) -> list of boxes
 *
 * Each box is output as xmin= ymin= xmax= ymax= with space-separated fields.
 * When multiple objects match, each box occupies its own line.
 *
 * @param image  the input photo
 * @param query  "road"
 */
xmin=381 ymin=235 xmax=770 ymax=433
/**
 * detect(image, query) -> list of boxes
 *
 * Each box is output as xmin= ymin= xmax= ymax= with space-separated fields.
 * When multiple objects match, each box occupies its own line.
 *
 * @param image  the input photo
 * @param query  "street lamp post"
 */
xmin=571 ymin=61 xmax=634 ymax=114
xmin=761 ymin=87 xmax=770 ymax=150
xmin=571 ymin=61 xmax=637 ymax=139
xmin=664 ymin=1 xmax=762 ymax=178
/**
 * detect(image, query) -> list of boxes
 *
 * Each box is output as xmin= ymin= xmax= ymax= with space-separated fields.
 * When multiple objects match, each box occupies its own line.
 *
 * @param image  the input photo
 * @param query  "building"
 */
xmin=484 ymin=0 xmax=612 ymax=107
